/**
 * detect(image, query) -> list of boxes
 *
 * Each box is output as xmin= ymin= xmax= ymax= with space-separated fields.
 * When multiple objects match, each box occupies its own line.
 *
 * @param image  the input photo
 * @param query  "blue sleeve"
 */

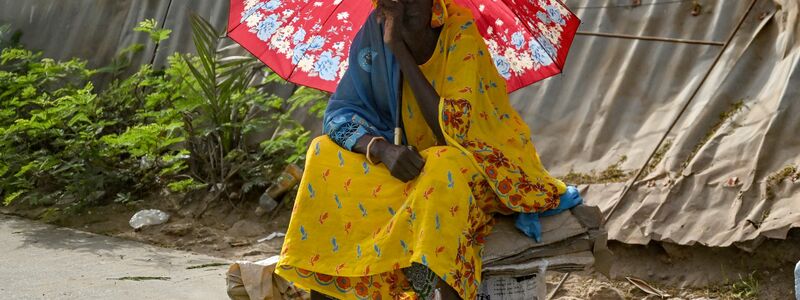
xmin=325 ymin=114 xmax=379 ymax=151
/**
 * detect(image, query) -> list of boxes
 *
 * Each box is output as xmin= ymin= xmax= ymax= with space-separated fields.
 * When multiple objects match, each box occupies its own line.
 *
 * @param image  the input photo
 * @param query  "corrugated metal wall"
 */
xmin=0 ymin=0 xmax=229 ymax=69
xmin=2 ymin=0 xmax=798 ymax=248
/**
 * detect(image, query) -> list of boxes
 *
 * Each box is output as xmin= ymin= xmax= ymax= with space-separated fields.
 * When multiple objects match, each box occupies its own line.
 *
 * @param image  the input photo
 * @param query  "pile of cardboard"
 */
xmin=477 ymin=205 xmax=611 ymax=299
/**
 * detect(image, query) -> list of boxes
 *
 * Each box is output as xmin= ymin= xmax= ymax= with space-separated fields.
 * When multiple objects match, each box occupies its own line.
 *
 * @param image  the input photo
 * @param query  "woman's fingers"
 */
xmin=409 ymin=151 xmax=425 ymax=170
xmin=401 ymin=152 xmax=424 ymax=179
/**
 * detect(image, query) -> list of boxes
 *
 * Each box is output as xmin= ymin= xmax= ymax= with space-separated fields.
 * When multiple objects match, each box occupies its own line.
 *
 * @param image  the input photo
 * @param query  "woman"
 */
xmin=275 ymin=0 xmax=568 ymax=298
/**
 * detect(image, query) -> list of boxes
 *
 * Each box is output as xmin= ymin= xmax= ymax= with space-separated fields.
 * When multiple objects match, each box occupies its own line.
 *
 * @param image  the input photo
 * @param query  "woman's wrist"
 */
xmin=369 ymin=139 xmax=390 ymax=164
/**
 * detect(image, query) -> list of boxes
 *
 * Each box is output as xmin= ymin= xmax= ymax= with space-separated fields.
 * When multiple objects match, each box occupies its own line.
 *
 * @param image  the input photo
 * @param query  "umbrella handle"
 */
xmin=394 ymin=73 xmax=404 ymax=146
xmin=394 ymin=127 xmax=402 ymax=145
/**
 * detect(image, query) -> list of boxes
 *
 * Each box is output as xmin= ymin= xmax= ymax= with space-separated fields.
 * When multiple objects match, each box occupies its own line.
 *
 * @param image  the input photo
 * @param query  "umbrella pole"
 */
xmin=394 ymin=74 xmax=403 ymax=145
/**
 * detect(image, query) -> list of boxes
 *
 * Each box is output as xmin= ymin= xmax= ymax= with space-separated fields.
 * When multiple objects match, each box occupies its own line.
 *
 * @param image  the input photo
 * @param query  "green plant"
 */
xmin=0 ymin=23 xmax=184 ymax=208
xmin=0 ymin=23 xmax=21 ymax=51
xmin=0 ymin=47 xmax=107 ymax=206
xmin=100 ymin=19 xmax=171 ymax=77
xmin=177 ymin=15 xmax=327 ymax=202
xmin=0 ymin=15 xmax=327 ymax=213
xmin=730 ymin=272 xmax=759 ymax=299
xmin=135 ymin=19 xmax=173 ymax=44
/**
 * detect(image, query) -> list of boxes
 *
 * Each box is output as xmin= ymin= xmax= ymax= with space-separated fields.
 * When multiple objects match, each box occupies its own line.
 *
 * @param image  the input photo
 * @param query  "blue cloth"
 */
xmin=515 ymin=186 xmax=583 ymax=242
xmin=323 ymin=11 xmax=402 ymax=150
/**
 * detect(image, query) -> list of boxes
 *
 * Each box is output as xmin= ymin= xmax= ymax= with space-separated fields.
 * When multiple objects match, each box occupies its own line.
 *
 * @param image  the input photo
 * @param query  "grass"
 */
xmin=108 ymin=276 xmax=171 ymax=281
xmin=560 ymin=156 xmax=635 ymax=185
xmin=730 ymin=272 xmax=759 ymax=299
xmin=679 ymin=100 xmax=744 ymax=175
xmin=642 ymin=139 xmax=672 ymax=177
xmin=765 ymin=165 xmax=797 ymax=200
xmin=186 ymin=262 xmax=229 ymax=269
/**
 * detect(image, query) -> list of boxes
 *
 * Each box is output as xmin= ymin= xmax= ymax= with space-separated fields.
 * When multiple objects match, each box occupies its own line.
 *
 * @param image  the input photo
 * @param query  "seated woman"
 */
xmin=275 ymin=0 xmax=568 ymax=298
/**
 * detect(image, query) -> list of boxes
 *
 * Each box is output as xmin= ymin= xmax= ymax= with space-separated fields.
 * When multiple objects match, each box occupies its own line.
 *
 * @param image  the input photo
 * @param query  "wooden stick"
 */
xmin=576 ymin=31 xmax=724 ymax=46
xmin=547 ymin=272 xmax=571 ymax=300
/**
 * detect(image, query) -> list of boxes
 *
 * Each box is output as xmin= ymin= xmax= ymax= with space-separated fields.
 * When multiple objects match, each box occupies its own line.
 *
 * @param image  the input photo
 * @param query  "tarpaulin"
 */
xmin=516 ymin=0 xmax=800 ymax=247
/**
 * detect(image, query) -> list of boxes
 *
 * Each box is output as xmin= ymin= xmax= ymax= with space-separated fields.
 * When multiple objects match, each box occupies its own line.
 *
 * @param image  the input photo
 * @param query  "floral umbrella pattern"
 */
xmin=228 ymin=0 xmax=579 ymax=93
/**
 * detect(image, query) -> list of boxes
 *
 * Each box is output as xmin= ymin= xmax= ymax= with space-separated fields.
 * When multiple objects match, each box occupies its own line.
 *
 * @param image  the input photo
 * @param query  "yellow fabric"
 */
xmin=276 ymin=2 xmax=566 ymax=299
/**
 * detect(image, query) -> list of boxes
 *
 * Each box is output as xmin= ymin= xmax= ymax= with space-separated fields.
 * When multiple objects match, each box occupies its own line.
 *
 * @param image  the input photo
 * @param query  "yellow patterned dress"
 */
xmin=276 ymin=2 xmax=566 ymax=299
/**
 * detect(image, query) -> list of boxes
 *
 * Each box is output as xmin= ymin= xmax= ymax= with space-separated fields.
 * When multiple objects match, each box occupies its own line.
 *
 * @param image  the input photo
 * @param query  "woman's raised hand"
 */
xmin=375 ymin=0 xmax=405 ymax=47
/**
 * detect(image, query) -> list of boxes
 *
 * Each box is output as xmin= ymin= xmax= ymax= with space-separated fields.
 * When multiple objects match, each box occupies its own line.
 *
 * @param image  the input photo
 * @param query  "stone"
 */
xmin=241 ymin=250 xmax=266 ymax=257
xmin=160 ymin=223 xmax=193 ymax=237
xmin=227 ymin=220 xmax=265 ymax=237
xmin=589 ymin=285 xmax=625 ymax=300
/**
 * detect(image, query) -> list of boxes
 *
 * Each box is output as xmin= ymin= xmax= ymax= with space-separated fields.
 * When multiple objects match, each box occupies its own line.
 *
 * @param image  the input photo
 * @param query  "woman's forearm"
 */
xmin=391 ymin=42 xmax=446 ymax=145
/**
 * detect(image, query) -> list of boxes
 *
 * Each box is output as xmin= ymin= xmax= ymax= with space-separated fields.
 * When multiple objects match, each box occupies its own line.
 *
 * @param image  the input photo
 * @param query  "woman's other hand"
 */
xmin=372 ymin=140 xmax=425 ymax=182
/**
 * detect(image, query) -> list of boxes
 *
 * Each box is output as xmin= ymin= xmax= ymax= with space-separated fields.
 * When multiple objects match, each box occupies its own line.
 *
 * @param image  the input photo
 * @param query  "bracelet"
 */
xmin=366 ymin=136 xmax=386 ymax=165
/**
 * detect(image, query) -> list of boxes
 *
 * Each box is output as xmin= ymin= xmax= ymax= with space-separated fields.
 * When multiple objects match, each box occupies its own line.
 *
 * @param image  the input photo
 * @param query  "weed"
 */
xmin=730 ymin=272 xmax=759 ymax=299
xmin=642 ymin=139 xmax=672 ymax=177
xmin=680 ymin=100 xmax=744 ymax=175
xmin=186 ymin=262 xmax=229 ymax=269
xmin=559 ymin=156 xmax=634 ymax=185
xmin=765 ymin=165 xmax=797 ymax=201
xmin=108 ymin=276 xmax=171 ymax=281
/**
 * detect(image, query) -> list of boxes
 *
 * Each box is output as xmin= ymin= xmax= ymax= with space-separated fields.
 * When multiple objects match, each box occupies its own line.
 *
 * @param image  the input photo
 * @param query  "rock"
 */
xmin=227 ymin=220 xmax=265 ymax=237
xmin=241 ymin=250 xmax=266 ymax=257
xmin=589 ymin=285 xmax=625 ymax=300
xmin=160 ymin=223 xmax=193 ymax=237
xmin=554 ymin=297 xmax=583 ymax=300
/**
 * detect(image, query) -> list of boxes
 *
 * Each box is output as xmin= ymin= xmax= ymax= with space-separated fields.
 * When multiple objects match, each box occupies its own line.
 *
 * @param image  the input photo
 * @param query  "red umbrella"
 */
xmin=227 ymin=0 xmax=579 ymax=93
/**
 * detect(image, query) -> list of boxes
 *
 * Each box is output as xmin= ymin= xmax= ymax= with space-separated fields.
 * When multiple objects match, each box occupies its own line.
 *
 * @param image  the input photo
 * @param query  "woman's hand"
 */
xmin=375 ymin=0 xmax=405 ymax=48
xmin=373 ymin=140 xmax=425 ymax=182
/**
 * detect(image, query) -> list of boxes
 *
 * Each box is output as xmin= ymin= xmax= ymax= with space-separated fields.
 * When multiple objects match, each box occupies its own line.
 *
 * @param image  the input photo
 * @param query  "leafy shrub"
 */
xmin=0 ymin=16 xmax=327 ymax=210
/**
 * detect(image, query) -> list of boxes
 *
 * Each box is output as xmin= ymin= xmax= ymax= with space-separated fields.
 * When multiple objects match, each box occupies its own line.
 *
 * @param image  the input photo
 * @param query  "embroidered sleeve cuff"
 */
xmin=327 ymin=115 xmax=378 ymax=151
xmin=343 ymin=125 xmax=371 ymax=150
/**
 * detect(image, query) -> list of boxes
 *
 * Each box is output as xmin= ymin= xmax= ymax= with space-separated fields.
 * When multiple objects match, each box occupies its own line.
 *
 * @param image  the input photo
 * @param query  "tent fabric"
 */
xmin=2 ymin=0 xmax=798 ymax=248
xmin=515 ymin=0 xmax=800 ymax=247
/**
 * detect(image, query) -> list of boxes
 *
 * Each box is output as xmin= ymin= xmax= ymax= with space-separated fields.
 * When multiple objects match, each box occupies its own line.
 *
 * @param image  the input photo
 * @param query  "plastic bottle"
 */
xmin=255 ymin=164 xmax=303 ymax=216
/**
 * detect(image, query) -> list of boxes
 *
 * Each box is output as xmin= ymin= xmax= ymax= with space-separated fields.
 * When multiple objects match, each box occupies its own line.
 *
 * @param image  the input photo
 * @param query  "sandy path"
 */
xmin=0 ymin=214 xmax=229 ymax=300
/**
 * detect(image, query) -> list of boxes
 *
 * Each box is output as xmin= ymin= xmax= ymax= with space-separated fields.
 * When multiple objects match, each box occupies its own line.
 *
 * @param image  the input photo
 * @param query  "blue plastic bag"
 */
xmin=515 ymin=186 xmax=583 ymax=242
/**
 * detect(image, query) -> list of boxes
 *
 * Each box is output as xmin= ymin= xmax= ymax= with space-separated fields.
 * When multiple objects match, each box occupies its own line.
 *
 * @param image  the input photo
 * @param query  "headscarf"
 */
xmin=322 ymin=0 xmax=449 ymax=150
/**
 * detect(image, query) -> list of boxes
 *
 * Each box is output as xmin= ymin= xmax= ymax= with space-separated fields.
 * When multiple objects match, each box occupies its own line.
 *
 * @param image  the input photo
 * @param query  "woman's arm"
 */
xmin=378 ymin=0 xmax=446 ymax=145
xmin=390 ymin=43 xmax=446 ymax=145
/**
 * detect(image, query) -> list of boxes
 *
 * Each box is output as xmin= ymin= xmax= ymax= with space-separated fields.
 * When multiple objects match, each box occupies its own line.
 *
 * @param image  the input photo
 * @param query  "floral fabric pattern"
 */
xmin=275 ymin=1 xmax=567 ymax=299
xmin=228 ymin=0 xmax=578 ymax=92
xmin=276 ymin=137 xmax=496 ymax=300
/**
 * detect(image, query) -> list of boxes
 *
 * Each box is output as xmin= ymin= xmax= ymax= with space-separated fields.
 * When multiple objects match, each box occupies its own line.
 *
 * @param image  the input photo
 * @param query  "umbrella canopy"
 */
xmin=228 ymin=0 xmax=579 ymax=93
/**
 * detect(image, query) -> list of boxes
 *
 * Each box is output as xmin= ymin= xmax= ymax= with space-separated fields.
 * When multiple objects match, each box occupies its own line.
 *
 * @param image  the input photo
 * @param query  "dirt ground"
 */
xmin=3 ymin=197 xmax=798 ymax=300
